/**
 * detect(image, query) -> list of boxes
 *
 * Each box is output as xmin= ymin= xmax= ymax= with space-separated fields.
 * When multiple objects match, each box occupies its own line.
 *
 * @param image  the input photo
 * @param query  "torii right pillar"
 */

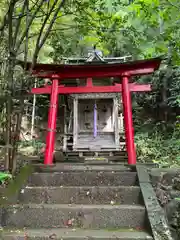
xmin=122 ymin=74 xmax=136 ymax=165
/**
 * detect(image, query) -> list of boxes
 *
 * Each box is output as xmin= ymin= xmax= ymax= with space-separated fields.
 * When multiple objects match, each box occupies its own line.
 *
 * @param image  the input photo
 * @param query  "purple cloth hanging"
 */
xmin=93 ymin=102 xmax=97 ymax=138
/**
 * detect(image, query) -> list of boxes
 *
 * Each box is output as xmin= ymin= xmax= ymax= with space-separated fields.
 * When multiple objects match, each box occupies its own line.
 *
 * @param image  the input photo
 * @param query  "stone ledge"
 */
xmin=2 ymin=228 xmax=153 ymax=240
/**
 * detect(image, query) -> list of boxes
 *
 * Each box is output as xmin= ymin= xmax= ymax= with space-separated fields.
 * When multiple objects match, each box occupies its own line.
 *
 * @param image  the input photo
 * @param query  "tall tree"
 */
xmin=0 ymin=0 xmax=67 ymax=172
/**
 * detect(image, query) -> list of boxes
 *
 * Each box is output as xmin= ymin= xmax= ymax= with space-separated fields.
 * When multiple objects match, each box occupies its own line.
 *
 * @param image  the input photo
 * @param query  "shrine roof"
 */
xmin=19 ymin=56 xmax=162 ymax=79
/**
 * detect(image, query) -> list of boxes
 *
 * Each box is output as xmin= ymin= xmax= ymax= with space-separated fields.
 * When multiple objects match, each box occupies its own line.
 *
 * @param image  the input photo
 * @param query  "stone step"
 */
xmin=19 ymin=186 xmax=142 ymax=205
xmin=54 ymin=158 xmax=128 ymax=164
xmin=2 ymin=228 xmax=153 ymax=240
xmin=64 ymin=151 xmax=127 ymax=156
xmin=65 ymin=156 xmax=128 ymax=162
xmin=2 ymin=204 xmax=146 ymax=229
xmin=27 ymin=171 xmax=138 ymax=187
xmin=33 ymin=163 xmax=132 ymax=172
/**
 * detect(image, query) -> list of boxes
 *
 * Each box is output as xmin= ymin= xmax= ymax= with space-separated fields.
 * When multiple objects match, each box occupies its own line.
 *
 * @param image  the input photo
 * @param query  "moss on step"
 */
xmin=0 ymin=164 xmax=34 ymax=206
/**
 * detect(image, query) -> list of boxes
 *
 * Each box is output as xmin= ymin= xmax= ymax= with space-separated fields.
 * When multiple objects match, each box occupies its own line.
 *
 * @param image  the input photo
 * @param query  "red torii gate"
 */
xmin=24 ymin=57 xmax=161 ymax=165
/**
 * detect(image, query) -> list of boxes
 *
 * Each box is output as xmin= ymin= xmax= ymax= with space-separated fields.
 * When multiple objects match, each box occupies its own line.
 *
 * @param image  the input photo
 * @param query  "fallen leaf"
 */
xmin=49 ymin=233 xmax=57 ymax=239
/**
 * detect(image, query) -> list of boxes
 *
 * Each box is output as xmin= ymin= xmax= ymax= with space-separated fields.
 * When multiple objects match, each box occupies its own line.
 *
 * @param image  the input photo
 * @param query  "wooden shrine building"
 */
xmin=24 ymin=52 xmax=161 ymax=165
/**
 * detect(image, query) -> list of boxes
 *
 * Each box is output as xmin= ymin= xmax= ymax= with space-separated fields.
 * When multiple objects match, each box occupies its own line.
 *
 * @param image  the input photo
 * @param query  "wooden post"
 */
xmin=119 ymin=113 xmax=124 ymax=134
xmin=63 ymin=104 xmax=67 ymax=152
xmin=119 ymin=96 xmax=124 ymax=134
xmin=30 ymin=80 xmax=37 ymax=139
xmin=44 ymin=78 xmax=59 ymax=165
xmin=93 ymin=101 xmax=97 ymax=138
xmin=113 ymin=96 xmax=119 ymax=148
xmin=122 ymin=75 xmax=136 ymax=165
xmin=73 ymin=96 xmax=78 ymax=150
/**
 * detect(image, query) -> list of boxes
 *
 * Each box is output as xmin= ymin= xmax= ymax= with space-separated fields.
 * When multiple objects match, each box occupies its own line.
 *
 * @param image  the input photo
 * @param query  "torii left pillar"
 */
xmin=122 ymin=74 xmax=136 ymax=165
xmin=44 ymin=78 xmax=59 ymax=165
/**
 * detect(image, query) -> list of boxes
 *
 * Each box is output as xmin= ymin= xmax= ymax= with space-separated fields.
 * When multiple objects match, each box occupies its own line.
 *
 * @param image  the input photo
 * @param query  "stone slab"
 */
xmin=33 ymin=163 xmax=132 ymax=172
xmin=2 ymin=228 xmax=153 ymax=239
xmin=18 ymin=186 xmax=142 ymax=205
xmin=27 ymin=172 xmax=138 ymax=187
xmin=136 ymin=166 xmax=173 ymax=240
xmin=2 ymin=204 xmax=146 ymax=229
xmin=150 ymin=168 xmax=180 ymax=185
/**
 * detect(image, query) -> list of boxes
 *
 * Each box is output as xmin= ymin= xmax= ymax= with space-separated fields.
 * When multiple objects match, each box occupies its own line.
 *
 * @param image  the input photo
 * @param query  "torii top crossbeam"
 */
xmin=21 ymin=56 xmax=162 ymax=166
xmin=21 ymin=57 xmax=161 ymax=79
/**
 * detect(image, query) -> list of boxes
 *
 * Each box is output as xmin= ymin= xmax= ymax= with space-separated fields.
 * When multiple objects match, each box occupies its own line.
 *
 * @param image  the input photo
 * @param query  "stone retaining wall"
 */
xmin=150 ymin=168 xmax=180 ymax=240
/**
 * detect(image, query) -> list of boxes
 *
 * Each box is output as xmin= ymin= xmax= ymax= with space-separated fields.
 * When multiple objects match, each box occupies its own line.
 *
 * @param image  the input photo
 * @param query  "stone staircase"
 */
xmin=2 ymin=163 xmax=153 ymax=239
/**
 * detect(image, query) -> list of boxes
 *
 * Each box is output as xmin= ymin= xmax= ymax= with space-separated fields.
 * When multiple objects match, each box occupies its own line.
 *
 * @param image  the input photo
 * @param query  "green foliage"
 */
xmin=49 ymin=0 xmax=180 ymax=62
xmin=0 ymin=172 xmax=12 ymax=183
xmin=135 ymin=122 xmax=180 ymax=167
xmin=0 ymin=165 xmax=34 ymax=206
xmin=18 ymin=139 xmax=44 ymax=155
